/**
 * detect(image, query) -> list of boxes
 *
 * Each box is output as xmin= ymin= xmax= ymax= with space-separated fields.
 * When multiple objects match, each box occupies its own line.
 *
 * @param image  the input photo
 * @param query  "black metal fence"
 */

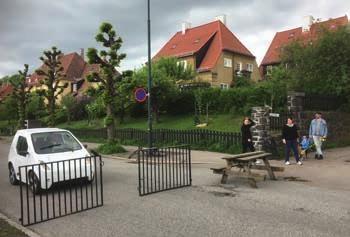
xmin=18 ymin=155 xmax=104 ymax=226
xmin=269 ymin=114 xmax=288 ymax=131
xmin=0 ymin=126 xmax=15 ymax=136
xmin=137 ymin=145 xmax=192 ymax=196
xmin=70 ymin=128 xmax=241 ymax=148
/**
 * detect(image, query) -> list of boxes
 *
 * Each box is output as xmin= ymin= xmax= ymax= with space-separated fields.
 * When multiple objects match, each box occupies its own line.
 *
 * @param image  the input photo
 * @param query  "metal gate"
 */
xmin=18 ymin=155 xmax=103 ymax=226
xmin=137 ymin=145 xmax=192 ymax=196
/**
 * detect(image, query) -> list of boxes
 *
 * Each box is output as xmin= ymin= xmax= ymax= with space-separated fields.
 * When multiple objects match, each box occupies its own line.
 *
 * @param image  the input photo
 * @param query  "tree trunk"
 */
xmin=48 ymin=93 xmax=55 ymax=127
xmin=106 ymin=104 xmax=116 ymax=141
xmin=17 ymin=101 xmax=25 ymax=130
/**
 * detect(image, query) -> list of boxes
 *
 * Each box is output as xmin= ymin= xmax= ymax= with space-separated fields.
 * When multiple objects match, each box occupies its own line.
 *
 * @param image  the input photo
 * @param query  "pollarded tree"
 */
xmin=36 ymin=47 xmax=68 ymax=127
xmin=9 ymin=65 xmax=32 ymax=129
xmin=86 ymin=22 xmax=126 ymax=140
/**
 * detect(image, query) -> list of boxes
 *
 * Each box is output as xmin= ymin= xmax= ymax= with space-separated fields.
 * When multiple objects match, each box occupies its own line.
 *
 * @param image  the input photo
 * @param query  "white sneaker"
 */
xmin=297 ymin=161 xmax=303 ymax=165
xmin=285 ymin=161 xmax=290 ymax=165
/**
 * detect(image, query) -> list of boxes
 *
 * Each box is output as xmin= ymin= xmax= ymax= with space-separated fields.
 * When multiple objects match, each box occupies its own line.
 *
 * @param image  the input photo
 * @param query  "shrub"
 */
xmin=96 ymin=142 xmax=126 ymax=154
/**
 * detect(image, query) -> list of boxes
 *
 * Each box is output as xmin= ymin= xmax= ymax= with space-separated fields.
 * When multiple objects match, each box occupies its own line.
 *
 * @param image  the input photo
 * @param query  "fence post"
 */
xmin=251 ymin=106 xmax=270 ymax=151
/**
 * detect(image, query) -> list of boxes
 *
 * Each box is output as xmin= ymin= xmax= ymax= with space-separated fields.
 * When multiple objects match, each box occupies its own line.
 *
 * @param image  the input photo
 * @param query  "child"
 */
xmin=299 ymin=136 xmax=310 ymax=160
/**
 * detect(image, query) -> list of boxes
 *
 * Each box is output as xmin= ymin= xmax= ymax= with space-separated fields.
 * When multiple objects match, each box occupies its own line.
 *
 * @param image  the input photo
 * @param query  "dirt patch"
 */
xmin=294 ymin=207 xmax=307 ymax=212
xmin=210 ymin=191 xmax=236 ymax=197
xmin=193 ymin=185 xmax=238 ymax=198
xmin=283 ymin=176 xmax=310 ymax=182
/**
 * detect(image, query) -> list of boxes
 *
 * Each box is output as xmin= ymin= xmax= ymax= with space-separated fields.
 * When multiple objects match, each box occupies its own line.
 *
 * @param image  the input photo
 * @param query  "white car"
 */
xmin=8 ymin=128 xmax=94 ymax=194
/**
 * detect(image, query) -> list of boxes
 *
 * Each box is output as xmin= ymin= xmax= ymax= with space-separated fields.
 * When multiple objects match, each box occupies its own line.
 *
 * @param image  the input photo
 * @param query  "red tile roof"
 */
xmin=154 ymin=20 xmax=254 ymax=71
xmin=28 ymin=52 xmax=99 ymax=86
xmin=0 ymin=84 xmax=12 ymax=101
xmin=261 ymin=15 xmax=349 ymax=66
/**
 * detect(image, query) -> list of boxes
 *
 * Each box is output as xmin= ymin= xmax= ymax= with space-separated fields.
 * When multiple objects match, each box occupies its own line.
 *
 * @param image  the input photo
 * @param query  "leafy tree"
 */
xmin=0 ymin=96 xmax=17 ymax=122
xmin=281 ymin=26 xmax=350 ymax=97
xmin=86 ymin=22 xmax=126 ymax=140
xmin=115 ymin=70 xmax=136 ymax=123
xmin=232 ymin=75 xmax=253 ymax=88
xmin=133 ymin=57 xmax=194 ymax=123
xmin=60 ymin=94 xmax=76 ymax=123
xmin=36 ymin=47 xmax=68 ymax=126
xmin=26 ymin=92 xmax=46 ymax=120
xmin=86 ymin=95 xmax=106 ymax=124
xmin=9 ymin=65 xmax=32 ymax=129
xmin=259 ymin=65 xmax=288 ymax=112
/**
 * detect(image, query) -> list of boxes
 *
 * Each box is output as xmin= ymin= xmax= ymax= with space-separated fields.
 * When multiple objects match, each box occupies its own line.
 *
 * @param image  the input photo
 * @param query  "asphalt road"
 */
xmin=0 ymin=138 xmax=350 ymax=237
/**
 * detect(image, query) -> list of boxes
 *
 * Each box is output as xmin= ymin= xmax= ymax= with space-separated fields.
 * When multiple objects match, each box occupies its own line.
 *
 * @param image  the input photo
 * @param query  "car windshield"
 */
xmin=31 ymin=131 xmax=82 ymax=154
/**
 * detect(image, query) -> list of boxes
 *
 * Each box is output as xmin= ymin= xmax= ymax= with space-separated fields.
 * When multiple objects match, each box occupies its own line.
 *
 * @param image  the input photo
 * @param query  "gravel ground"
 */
xmin=0 ymin=139 xmax=349 ymax=237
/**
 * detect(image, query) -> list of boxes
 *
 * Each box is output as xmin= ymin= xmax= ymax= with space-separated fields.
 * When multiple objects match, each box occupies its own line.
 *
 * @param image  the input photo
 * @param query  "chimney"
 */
xmin=80 ymin=48 xmax=85 ymax=59
xmin=181 ymin=22 xmax=191 ymax=35
xmin=215 ymin=14 xmax=227 ymax=25
xmin=302 ymin=15 xmax=314 ymax=32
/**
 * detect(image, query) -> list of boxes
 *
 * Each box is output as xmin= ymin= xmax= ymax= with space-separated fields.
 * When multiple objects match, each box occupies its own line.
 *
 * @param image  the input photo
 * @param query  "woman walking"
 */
xmin=282 ymin=117 xmax=302 ymax=165
xmin=241 ymin=117 xmax=256 ymax=153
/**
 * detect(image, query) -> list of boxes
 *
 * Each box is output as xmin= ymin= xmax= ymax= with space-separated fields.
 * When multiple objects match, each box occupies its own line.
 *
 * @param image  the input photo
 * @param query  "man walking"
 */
xmin=309 ymin=112 xmax=328 ymax=159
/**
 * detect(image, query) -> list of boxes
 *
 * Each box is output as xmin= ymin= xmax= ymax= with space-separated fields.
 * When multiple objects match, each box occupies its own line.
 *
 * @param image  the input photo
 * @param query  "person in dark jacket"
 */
xmin=241 ymin=117 xmax=256 ymax=153
xmin=282 ymin=117 xmax=302 ymax=165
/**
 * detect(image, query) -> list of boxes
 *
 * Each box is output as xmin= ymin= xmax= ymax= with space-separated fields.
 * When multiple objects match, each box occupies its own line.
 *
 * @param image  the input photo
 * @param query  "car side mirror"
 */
xmin=19 ymin=150 xmax=28 ymax=157
xmin=83 ymin=144 xmax=88 ymax=149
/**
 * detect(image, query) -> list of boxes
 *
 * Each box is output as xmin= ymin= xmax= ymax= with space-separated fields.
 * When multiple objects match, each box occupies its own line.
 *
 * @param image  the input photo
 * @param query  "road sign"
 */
xmin=134 ymin=87 xmax=147 ymax=103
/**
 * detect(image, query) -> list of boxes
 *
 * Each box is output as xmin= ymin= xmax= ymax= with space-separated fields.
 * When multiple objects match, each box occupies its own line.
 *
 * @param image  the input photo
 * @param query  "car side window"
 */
xmin=16 ymin=136 xmax=28 ymax=156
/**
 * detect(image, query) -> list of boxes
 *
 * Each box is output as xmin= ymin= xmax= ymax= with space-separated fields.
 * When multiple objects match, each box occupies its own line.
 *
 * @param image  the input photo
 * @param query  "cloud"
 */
xmin=0 ymin=0 xmax=349 ymax=77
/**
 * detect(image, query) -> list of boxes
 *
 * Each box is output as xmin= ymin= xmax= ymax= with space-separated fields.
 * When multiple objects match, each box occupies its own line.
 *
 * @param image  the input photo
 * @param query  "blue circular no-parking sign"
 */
xmin=134 ymin=87 xmax=147 ymax=103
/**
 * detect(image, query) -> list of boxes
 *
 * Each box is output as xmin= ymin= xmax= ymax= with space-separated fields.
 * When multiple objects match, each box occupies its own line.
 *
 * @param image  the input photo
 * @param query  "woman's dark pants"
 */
xmin=285 ymin=139 xmax=300 ymax=162
xmin=242 ymin=141 xmax=255 ymax=153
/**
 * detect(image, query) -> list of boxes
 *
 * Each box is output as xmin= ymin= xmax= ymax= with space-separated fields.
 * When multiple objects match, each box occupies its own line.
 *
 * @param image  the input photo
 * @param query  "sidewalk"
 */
xmin=84 ymin=142 xmax=228 ymax=165
xmin=86 ymin=142 xmax=350 ymax=191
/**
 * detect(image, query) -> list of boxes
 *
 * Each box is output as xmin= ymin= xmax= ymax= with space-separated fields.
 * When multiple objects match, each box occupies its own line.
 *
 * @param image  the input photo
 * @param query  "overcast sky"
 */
xmin=0 ymin=0 xmax=349 ymax=78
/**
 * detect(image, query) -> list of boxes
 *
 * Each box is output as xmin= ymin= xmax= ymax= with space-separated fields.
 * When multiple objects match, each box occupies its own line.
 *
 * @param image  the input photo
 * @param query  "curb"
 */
xmin=0 ymin=212 xmax=41 ymax=237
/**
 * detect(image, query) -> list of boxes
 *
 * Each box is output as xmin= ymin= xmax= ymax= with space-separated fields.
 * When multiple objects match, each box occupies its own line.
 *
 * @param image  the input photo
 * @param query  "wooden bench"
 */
xmin=211 ymin=151 xmax=284 ymax=188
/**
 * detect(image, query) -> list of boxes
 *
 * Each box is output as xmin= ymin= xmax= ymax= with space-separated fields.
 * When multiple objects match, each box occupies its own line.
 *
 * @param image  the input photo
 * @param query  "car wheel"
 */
xmin=9 ymin=164 xmax=19 ymax=185
xmin=28 ymin=171 xmax=41 ymax=195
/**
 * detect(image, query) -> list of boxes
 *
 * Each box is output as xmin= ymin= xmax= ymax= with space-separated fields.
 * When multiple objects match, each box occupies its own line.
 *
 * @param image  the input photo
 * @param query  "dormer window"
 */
xmin=288 ymin=32 xmax=295 ymax=39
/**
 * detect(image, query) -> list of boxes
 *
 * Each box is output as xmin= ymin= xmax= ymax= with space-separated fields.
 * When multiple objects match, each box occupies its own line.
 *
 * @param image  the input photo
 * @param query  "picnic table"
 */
xmin=211 ymin=151 xmax=284 ymax=188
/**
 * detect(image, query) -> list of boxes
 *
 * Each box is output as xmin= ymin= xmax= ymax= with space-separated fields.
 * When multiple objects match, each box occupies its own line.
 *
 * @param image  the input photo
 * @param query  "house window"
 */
xmin=224 ymin=58 xmax=232 ymax=68
xmin=220 ymin=83 xmax=229 ymax=90
xmin=177 ymin=60 xmax=187 ymax=69
xmin=246 ymin=63 xmax=253 ymax=72
xmin=235 ymin=62 xmax=242 ymax=71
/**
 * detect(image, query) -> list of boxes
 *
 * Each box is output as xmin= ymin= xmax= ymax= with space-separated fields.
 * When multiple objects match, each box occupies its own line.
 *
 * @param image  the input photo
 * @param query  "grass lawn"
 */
xmin=0 ymin=218 xmax=28 ymax=237
xmin=57 ymin=114 xmax=243 ymax=132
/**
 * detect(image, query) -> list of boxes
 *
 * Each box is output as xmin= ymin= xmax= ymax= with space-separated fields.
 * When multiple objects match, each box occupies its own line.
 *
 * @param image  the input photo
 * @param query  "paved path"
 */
xmin=1 ymin=139 xmax=350 ymax=237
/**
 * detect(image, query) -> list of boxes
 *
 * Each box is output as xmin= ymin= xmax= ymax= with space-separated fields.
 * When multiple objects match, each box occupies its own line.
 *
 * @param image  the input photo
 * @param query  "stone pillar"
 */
xmin=287 ymin=91 xmax=307 ymax=135
xmin=251 ymin=106 xmax=270 ymax=151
